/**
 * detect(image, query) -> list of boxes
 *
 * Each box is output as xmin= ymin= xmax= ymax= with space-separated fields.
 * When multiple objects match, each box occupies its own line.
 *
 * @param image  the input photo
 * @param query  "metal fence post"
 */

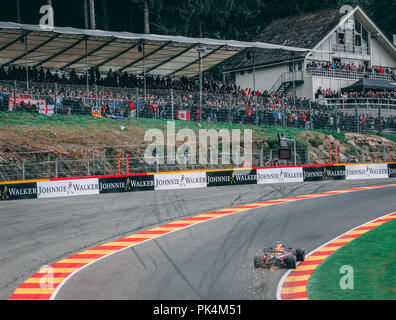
xmin=11 ymin=80 xmax=16 ymax=111
xmin=136 ymin=88 xmax=139 ymax=118
xmin=22 ymin=159 xmax=25 ymax=180
xmin=306 ymin=147 xmax=310 ymax=165
xmin=54 ymin=82 xmax=58 ymax=114
xmin=55 ymin=158 xmax=58 ymax=178
xmin=48 ymin=149 xmax=51 ymax=178
xmin=229 ymin=94 xmax=232 ymax=124
xmin=103 ymin=148 xmax=106 ymax=175
xmin=334 ymin=102 xmax=338 ymax=131
xmin=170 ymin=89 xmax=174 ymax=121
xmin=87 ymin=157 xmax=90 ymax=176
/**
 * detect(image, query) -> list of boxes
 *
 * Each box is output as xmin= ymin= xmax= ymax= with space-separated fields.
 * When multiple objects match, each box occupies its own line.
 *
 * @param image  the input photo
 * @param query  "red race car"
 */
xmin=254 ymin=242 xmax=305 ymax=269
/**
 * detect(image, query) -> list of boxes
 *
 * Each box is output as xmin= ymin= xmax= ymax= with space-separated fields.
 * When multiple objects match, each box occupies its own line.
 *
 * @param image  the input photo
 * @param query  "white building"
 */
xmin=224 ymin=6 xmax=396 ymax=100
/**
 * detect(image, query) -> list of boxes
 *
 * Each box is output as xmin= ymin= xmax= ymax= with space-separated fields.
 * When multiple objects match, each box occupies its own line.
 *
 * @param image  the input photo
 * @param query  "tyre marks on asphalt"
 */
xmin=9 ymin=184 xmax=396 ymax=300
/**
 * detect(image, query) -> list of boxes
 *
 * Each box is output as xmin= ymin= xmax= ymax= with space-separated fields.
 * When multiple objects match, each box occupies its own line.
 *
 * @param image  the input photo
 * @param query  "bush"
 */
xmin=309 ymin=135 xmax=324 ymax=148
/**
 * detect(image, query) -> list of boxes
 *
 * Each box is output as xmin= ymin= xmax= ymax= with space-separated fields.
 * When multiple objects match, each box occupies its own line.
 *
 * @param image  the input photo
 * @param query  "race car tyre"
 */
xmin=295 ymin=248 xmax=305 ymax=262
xmin=285 ymin=255 xmax=296 ymax=269
xmin=254 ymin=256 xmax=263 ymax=268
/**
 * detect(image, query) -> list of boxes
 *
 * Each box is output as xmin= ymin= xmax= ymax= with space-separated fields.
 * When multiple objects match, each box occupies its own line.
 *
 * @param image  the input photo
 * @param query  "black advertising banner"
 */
xmin=302 ymin=166 xmax=325 ymax=182
xmin=303 ymin=166 xmax=346 ymax=182
xmin=99 ymin=175 xmax=155 ymax=194
xmin=206 ymin=169 xmax=257 ymax=187
xmin=323 ymin=165 xmax=346 ymax=181
xmin=0 ymin=182 xmax=37 ymax=201
xmin=388 ymin=163 xmax=396 ymax=178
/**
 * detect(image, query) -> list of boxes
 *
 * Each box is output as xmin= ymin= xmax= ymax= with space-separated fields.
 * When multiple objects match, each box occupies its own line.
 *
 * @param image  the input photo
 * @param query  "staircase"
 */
xmin=269 ymin=71 xmax=304 ymax=94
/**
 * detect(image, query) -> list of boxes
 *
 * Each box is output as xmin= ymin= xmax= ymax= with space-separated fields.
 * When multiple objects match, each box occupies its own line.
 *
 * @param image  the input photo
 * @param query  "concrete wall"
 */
xmin=235 ymin=63 xmax=289 ymax=92
xmin=370 ymin=37 xmax=396 ymax=67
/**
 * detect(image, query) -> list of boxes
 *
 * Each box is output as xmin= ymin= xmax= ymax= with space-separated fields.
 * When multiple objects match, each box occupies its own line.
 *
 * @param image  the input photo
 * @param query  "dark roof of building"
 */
xmin=224 ymin=9 xmax=343 ymax=72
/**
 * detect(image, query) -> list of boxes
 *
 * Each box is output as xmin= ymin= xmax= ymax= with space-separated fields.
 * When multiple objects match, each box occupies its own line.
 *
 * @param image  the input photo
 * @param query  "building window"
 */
xmin=331 ymin=17 xmax=369 ymax=55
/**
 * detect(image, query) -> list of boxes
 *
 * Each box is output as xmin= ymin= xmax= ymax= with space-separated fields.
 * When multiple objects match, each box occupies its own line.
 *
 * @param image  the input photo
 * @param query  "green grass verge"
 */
xmin=0 ymin=111 xmax=357 ymax=148
xmin=307 ymin=217 xmax=396 ymax=300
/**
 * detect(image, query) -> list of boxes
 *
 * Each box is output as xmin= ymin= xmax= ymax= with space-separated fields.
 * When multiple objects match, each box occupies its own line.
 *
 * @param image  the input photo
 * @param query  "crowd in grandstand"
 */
xmin=316 ymin=87 xmax=396 ymax=101
xmin=0 ymin=64 xmax=246 ymax=96
xmin=0 ymin=63 xmax=395 ymax=133
xmin=306 ymin=60 xmax=396 ymax=75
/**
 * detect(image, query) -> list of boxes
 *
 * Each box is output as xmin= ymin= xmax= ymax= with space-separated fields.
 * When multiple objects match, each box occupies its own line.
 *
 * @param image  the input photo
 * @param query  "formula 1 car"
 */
xmin=253 ymin=243 xmax=305 ymax=269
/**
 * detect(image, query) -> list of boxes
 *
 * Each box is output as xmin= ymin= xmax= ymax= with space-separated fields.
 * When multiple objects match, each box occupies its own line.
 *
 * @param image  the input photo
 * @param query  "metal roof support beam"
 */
xmin=5 ymin=33 xmax=60 ymax=66
xmin=24 ymin=35 xmax=29 ymax=93
xmin=34 ymin=37 xmax=85 ymax=67
xmin=0 ymin=31 xmax=31 ymax=53
xmin=143 ymin=44 xmax=196 ymax=75
xmin=118 ymin=41 xmax=172 ymax=73
xmin=170 ymin=45 xmax=226 ymax=77
xmin=143 ymin=43 xmax=146 ymax=101
xmin=60 ymin=37 xmax=115 ymax=70
xmin=198 ymin=47 xmax=203 ymax=121
xmin=85 ymin=38 xmax=89 ymax=91
xmin=95 ymin=41 xmax=140 ymax=68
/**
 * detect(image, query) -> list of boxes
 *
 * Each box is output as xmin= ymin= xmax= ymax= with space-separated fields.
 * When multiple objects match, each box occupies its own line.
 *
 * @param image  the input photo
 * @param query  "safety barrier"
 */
xmin=1 ymin=163 xmax=395 ymax=201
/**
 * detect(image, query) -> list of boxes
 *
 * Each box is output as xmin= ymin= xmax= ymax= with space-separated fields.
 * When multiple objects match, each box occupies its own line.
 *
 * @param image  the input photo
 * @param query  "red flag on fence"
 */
xmin=176 ymin=110 xmax=190 ymax=121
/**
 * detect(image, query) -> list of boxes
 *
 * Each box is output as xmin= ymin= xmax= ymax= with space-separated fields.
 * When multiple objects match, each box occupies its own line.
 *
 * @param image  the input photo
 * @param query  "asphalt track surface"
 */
xmin=1 ymin=179 xmax=396 ymax=300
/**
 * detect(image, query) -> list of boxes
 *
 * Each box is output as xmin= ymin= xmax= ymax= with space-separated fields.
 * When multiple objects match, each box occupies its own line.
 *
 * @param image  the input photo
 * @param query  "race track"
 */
xmin=1 ymin=179 xmax=396 ymax=300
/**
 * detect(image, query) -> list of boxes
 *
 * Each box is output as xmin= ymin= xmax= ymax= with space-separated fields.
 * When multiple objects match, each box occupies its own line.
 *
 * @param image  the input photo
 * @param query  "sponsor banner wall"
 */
xmin=154 ymin=172 xmax=207 ymax=191
xmin=323 ymin=165 xmax=346 ymax=180
xmin=257 ymin=167 xmax=303 ymax=184
xmin=206 ymin=169 xmax=257 ymax=187
xmin=388 ymin=163 xmax=396 ymax=178
xmin=37 ymin=178 xmax=99 ymax=198
xmin=302 ymin=166 xmax=326 ymax=182
xmin=99 ymin=175 xmax=155 ymax=193
xmin=0 ymin=182 xmax=37 ymax=201
xmin=302 ymin=166 xmax=346 ymax=182
xmin=345 ymin=164 xmax=389 ymax=180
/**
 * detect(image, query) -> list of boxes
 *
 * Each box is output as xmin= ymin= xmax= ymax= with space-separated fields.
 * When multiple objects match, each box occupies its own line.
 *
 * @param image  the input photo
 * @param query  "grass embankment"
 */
xmin=0 ymin=111 xmax=395 ymax=166
xmin=307 ymin=218 xmax=396 ymax=300
xmin=0 ymin=110 xmax=348 ymax=147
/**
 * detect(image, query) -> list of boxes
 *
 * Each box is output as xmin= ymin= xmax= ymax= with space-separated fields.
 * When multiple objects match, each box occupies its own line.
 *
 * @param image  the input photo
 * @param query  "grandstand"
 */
xmin=0 ymin=5 xmax=395 ymax=136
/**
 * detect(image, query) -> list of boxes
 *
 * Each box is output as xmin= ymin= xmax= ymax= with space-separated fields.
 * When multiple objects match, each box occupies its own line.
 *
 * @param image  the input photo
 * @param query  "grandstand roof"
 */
xmin=0 ymin=21 xmax=330 ymax=78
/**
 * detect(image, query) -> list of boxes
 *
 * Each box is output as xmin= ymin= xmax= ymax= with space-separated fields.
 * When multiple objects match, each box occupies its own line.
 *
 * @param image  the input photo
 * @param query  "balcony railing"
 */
xmin=305 ymin=68 xmax=395 ymax=82
xmin=323 ymin=97 xmax=396 ymax=110
xmin=305 ymin=68 xmax=394 ymax=81
xmin=331 ymin=44 xmax=369 ymax=56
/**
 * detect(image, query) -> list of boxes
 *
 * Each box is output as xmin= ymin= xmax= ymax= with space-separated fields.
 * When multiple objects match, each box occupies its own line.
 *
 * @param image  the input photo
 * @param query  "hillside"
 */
xmin=0 ymin=112 xmax=395 ymax=181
